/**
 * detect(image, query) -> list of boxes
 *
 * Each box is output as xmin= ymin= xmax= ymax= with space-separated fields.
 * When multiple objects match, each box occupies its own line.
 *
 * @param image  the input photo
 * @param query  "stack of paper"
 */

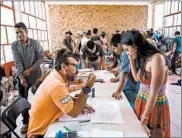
xmin=59 ymin=113 xmax=91 ymax=122
xmin=90 ymin=101 xmax=124 ymax=123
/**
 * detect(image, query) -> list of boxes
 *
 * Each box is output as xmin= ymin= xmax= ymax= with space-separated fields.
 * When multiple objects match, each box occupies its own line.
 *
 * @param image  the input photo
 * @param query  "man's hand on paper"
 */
xmin=81 ymin=104 xmax=95 ymax=115
xmin=112 ymin=91 xmax=122 ymax=100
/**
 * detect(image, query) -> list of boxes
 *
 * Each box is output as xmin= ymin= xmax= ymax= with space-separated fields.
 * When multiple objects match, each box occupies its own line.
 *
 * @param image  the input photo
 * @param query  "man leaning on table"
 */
xmin=28 ymin=48 xmax=96 ymax=138
xmin=111 ymin=34 xmax=140 ymax=110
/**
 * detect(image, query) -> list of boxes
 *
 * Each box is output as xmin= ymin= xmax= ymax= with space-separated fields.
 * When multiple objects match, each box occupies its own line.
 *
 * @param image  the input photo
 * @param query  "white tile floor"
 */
xmin=13 ymin=75 xmax=181 ymax=137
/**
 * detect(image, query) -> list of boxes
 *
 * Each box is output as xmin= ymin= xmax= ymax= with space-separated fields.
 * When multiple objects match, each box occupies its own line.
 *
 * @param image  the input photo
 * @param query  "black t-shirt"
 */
xmin=91 ymin=36 xmax=101 ymax=42
xmin=0 ymin=66 xmax=5 ymax=82
xmin=81 ymin=42 xmax=104 ymax=62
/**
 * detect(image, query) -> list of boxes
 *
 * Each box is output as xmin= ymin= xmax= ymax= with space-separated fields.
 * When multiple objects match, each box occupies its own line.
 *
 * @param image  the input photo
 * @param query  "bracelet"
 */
xmin=142 ymin=116 xmax=148 ymax=120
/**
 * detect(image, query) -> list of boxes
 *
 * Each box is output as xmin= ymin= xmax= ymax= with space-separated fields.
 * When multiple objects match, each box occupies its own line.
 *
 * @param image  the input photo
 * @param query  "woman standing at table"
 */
xmin=121 ymin=30 xmax=170 ymax=138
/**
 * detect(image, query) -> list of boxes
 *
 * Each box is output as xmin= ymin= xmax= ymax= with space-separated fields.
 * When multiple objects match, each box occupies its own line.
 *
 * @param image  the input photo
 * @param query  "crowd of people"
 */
xmin=0 ymin=22 xmax=181 ymax=138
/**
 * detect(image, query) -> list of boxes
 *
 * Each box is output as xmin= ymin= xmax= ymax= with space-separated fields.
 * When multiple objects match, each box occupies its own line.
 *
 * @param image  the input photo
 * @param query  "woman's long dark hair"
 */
xmin=121 ymin=30 xmax=170 ymax=75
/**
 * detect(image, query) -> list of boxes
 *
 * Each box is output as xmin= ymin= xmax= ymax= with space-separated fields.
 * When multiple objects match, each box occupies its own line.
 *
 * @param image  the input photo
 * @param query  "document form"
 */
xmin=90 ymin=101 xmax=124 ymax=123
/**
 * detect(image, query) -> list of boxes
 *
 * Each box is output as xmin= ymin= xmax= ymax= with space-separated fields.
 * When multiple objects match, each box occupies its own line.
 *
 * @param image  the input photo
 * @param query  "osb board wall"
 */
xmin=48 ymin=5 xmax=148 ymax=49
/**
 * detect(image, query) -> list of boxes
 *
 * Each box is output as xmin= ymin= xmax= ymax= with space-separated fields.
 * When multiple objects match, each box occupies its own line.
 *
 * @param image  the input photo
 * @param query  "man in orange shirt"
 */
xmin=28 ymin=48 xmax=96 ymax=138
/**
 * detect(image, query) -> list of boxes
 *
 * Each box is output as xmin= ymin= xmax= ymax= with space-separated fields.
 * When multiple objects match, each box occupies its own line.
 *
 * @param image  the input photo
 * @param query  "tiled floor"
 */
xmin=12 ymin=74 xmax=181 ymax=137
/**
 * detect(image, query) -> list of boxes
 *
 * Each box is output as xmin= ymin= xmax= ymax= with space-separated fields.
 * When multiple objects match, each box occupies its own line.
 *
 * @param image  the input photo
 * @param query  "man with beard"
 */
xmin=28 ymin=48 xmax=96 ymax=138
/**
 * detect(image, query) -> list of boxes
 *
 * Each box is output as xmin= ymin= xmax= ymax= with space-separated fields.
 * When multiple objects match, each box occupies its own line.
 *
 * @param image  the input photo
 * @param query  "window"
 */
xmin=7 ymin=27 xmax=17 ymax=43
xmin=1 ymin=6 xmax=14 ymax=26
xmin=177 ymin=13 xmax=181 ymax=25
xmin=164 ymin=16 xmax=173 ymax=27
xmin=28 ymin=29 xmax=33 ymax=39
xmin=154 ymin=4 xmax=164 ymax=31
xmin=4 ymin=45 xmax=14 ymax=62
xmin=178 ymin=1 xmax=181 ymax=12
xmin=1 ymin=1 xmax=50 ymax=64
xmin=164 ymin=28 xmax=169 ymax=37
xmin=20 ymin=1 xmax=49 ymax=51
xmin=164 ymin=1 xmax=171 ymax=15
xmin=0 ymin=2 xmax=15 ymax=64
xmin=22 ymin=13 xmax=29 ymax=28
xmin=1 ymin=45 xmax=5 ymax=64
xmin=1 ymin=26 xmax=8 ymax=44
xmin=2 ymin=1 xmax=12 ymax=7
xmin=164 ymin=1 xmax=181 ymax=38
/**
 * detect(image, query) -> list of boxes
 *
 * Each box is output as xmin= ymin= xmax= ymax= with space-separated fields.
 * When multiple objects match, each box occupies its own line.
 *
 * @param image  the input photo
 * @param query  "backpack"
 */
xmin=31 ymin=70 xmax=51 ymax=94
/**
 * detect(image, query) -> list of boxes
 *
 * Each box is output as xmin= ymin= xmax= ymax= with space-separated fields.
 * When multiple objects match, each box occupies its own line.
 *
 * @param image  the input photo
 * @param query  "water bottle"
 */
xmin=92 ymin=88 xmax=95 ymax=98
xmin=56 ymin=131 xmax=77 ymax=138
xmin=56 ymin=131 xmax=64 ymax=138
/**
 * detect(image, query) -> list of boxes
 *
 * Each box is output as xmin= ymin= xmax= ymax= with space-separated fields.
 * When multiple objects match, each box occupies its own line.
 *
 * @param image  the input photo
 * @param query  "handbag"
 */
xmin=31 ymin=70 xmax=51 ymax=94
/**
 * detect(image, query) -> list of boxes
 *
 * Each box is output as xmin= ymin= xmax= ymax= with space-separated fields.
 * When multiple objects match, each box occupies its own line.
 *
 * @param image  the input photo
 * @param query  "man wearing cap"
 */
xmin=81 ymin=40 xmax=104 ymax=70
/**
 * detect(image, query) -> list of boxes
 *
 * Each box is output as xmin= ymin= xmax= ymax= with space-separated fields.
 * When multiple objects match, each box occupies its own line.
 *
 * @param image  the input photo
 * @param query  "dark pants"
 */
xmin=25 ymin=135 xmax=44 ymax=138
xmin=18 ymin=78 xmax=31 ymax=125
xmin=33 ymin=135 xmax=44 ymax=138
xmin=172 ymin=52 xmax=179 ymax=73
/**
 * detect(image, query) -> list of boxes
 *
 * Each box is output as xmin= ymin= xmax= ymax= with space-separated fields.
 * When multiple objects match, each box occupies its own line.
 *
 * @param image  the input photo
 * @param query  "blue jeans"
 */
xmin=123 ymin=90 xmax=138 ymax=110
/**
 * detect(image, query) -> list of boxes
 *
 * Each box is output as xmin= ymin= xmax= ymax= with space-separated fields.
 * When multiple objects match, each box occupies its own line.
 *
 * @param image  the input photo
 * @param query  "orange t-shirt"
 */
xmin=28 ymin=69 xmax=74 ymax=138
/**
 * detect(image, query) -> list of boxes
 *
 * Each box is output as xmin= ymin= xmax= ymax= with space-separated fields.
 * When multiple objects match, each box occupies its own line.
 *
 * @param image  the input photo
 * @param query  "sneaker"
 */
xmin=20 ymin=124 xmax=28 ymax=133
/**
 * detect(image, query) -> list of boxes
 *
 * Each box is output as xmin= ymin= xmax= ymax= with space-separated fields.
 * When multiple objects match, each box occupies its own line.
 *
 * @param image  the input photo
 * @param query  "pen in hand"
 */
xmin=79 ymin=119 xmax=90 ymax=123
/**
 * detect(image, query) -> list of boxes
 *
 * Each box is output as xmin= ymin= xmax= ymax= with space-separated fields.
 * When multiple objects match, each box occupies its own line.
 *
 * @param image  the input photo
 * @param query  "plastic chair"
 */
xmin=1 ymin=97 xmax=31 ymax=138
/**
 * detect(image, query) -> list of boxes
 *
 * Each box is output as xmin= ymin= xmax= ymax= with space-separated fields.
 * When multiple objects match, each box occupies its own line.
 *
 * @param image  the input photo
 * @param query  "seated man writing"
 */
xmin=28 ymin=48 xmax=96 ymax=138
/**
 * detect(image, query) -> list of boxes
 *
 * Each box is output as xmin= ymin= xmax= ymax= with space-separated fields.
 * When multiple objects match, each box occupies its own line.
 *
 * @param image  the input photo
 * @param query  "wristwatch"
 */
xmin=82 ymin=86 xmax=91 ymax=94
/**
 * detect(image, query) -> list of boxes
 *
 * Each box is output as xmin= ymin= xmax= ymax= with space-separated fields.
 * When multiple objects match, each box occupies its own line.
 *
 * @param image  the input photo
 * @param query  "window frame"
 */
xmin=0 ymin=2 xmax=16 ymax=64
xmin=163 ymin=1 xmax=181 ymax=38
xmin=20 ymin=1 xmax=50 ymax=51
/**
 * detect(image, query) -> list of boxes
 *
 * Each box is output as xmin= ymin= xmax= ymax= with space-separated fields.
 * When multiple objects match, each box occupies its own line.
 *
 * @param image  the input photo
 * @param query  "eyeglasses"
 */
xmin=66 ymin=63 xmax=77 ymax=68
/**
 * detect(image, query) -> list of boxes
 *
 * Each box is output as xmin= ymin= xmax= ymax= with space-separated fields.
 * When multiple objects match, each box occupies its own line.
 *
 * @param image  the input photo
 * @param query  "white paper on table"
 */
xmin=94 ymin=70 xmax=115 ymax=81
xmin=77 ymin=128 xmax=124 ymax=137
xmin=59 ymin=113 xmax=91 ymax=122
xmin=47 ymin=131 xmax=58 ymax=137
xmin=90 ymin=128 xmax=124 ymax=137
xmin=79 ymin=68 xmax=93 ymax=72
xmin=90 ymin=101 xmax=124 ymax=123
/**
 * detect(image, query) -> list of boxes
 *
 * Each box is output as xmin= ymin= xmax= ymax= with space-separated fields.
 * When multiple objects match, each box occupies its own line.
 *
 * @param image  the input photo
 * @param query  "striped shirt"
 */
xmin=11 ymin=38 xmax=44 ymax=85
